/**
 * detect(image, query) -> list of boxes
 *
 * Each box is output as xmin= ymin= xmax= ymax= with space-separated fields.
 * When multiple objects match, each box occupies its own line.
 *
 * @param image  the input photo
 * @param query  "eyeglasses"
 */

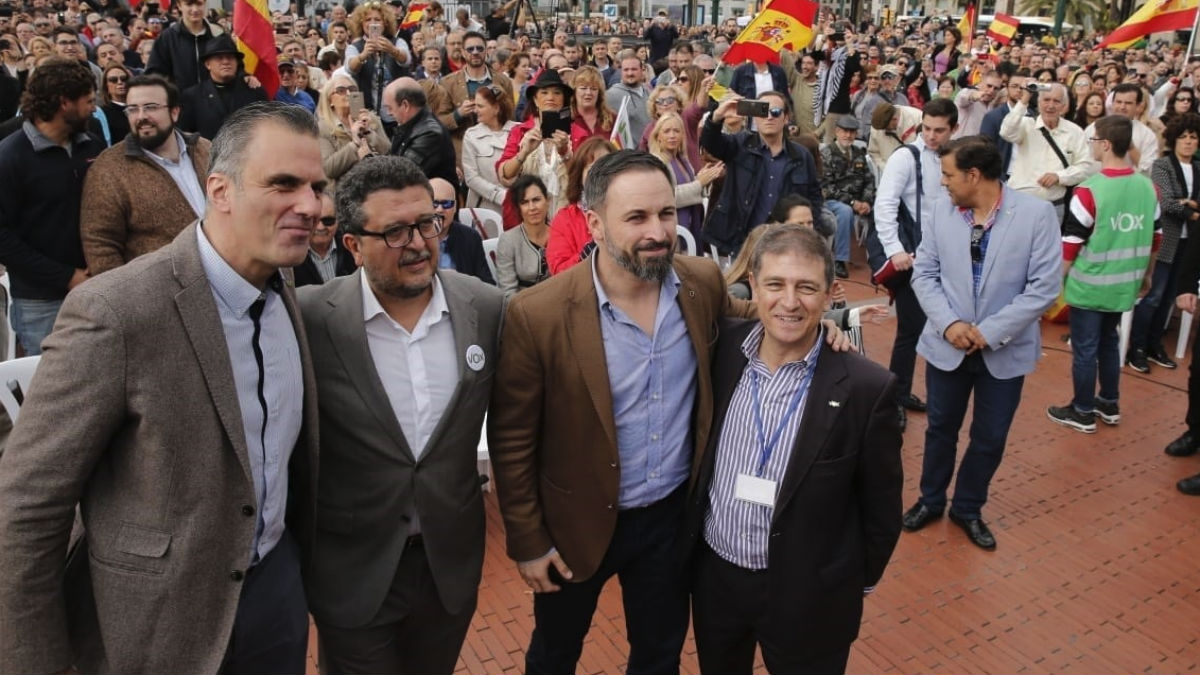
xmin=702 ymin=68 xmax=715 ymax=74
xmin=464 ymin=44 xmax=485 ymax=53
xmin=106 ymin=75 xmax=127 ymax=83
xmin=1178 ymin=97 xmax=1193 ymax=102
xmin=767 ymin=107 xmax=785 ymax=118
xmin=676 ymin=76 xmax=689 ymax=83
xmin=655 ymin=96 xmax=677 ymax=105
xmin=332 ymin=85 xmax=359 ymax=95
xmin=357 ymin=214 xmax=444 ymax=248
xmin=124 ymin=102 xmax=168 ymax=115
xmin=432 ymin=198 xmax=456 ymax=210
xmin=316 ymin=217 xmax=337 ymax=229
xmin=970 ymin=224 xmax=985 ymax=263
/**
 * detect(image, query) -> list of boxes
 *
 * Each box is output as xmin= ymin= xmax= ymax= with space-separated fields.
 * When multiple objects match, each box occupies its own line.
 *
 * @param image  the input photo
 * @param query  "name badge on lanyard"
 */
xmin=732 ymin=363 xmax=816 ymax=508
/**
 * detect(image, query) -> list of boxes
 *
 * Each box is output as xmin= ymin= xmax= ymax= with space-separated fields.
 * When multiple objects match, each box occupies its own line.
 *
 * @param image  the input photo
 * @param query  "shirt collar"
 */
xmin=590 ymin=248 xmax=681 ymax=313
xmin=361 ymin=267 xmax=450 ymax=327
xmin=464 ymin=67 xmax=492 ymax=83
xmin=740 ymin=320 xmax=824 ymax=373
xmin=310 ymin=236 xmax=338 ymax=260
xmin=143 ymin=130 xmax=189 ymax=166
xmin=22 ymin=119 xmax=91 ymax=152
xmin=196 ymin=222 xmax=280 ymax=318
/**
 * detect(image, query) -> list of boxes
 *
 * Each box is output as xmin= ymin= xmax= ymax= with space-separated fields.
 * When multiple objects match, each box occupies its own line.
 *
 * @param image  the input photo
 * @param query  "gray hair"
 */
xmin=582 ymin=150 xmax=672 ymax=215
xmin=335 ymin=155 xmax=433 ymax=234
xmin=208 ymin=102 xmax=319 ymax=185
xmin=750 ymin=223 xmax=834 ymax=290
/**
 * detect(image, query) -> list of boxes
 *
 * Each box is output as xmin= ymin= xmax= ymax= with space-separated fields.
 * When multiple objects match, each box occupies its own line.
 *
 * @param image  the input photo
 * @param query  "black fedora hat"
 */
xmin=526 ymin=67 xmax=574 ymax=99
xmin=201 ymin=33 xmax=242 ymax=61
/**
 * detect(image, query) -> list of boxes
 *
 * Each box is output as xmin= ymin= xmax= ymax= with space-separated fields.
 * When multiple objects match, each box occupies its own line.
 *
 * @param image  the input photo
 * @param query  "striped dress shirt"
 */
xmin=703 ymin=323 xmax=822 ymax=570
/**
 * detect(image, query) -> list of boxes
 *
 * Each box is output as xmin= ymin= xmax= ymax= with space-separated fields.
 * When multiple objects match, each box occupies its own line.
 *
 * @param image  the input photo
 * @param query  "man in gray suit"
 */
xmin=0 ymin=102 xmax=324 ymax=674
xmin=299 ymin=155 xmax=504 ymax=674
xmin=902 ymin=136 xmax=1061 ymax=551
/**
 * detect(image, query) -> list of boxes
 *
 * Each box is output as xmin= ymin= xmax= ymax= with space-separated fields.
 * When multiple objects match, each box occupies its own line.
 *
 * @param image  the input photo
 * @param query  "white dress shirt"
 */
xmin=360 ymin=271 xmax=458 ymax=460
xmin=1000 ymin=102 xmax=1091 ymax=203
xmin=873 ymin=136 xmax=947 ymax=258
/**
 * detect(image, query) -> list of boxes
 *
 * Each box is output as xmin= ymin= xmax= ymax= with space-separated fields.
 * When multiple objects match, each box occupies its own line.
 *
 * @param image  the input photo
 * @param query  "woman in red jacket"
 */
xmin=545 ymin=136 xmax=616 ymax=274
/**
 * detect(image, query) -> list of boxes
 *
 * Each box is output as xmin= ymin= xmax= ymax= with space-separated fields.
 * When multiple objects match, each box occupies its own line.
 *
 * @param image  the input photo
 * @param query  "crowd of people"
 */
xmin=0 ymin=0 xmax=1197 ymax=673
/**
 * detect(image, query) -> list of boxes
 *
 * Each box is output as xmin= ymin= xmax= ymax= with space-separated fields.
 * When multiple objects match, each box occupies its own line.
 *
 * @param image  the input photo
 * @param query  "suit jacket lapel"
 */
xmin=419 ymin=271 xmax=478 ymax=459
xmin=171 ymin=221 xmax=254 ymax=487
xmin=323 ymin=270 xmax=416 ymax=461
xmin=563 ymin=262 xmax=619 ymax=460
xmin=772 ymin=351 xmax=850 ymax=520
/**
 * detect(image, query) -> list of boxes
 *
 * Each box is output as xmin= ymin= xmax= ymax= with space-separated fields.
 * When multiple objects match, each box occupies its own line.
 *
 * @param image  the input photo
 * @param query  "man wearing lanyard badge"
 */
xmin=683 ymin=224 xmax=904 ymax=674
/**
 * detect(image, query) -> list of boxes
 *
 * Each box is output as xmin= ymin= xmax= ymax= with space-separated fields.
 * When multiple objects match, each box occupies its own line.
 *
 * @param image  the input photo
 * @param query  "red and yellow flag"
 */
xmin=401 ymin=2 xmax=428 ymax=30
xmin=986 ymin=13 xmax=1020 ymax=45
xmin=956 ymin=2 xmax=978 ymax=53
xmin=721 ymin=0 xmax=819 ymax=65
xmin=233 ymin=0 xmax=279 ymax=98
xmin=1098 ymin=0 xmax=1198 ymax=48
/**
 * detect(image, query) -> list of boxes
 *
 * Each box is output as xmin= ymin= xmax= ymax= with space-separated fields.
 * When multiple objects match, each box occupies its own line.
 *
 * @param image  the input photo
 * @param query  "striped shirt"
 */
xmin=703 ymin=323 xmax=822 ymax=570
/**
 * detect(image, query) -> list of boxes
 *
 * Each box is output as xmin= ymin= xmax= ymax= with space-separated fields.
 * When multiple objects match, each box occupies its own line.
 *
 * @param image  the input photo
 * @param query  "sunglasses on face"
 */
xmin=432 ymin=198 xmax=456 ymax=210
xmin=106 ymin=75 xmax=127 ymax=83
xmin=333 ymin=85 xmax=359 ymax=95
xmin=702 ymin=68 xmax=715 ymax=74
xmin=316 ymin=217 xmax=337 ymax=228
xmin=1179 ymin=96 xmax=1193 ymax=102
xmin=767 ymin=107 xmax=785 ymax=118
xmin=464 ymin=44 xmax=485 ymax=53
xmin=655 ymin=96 xmax=677 ymax=105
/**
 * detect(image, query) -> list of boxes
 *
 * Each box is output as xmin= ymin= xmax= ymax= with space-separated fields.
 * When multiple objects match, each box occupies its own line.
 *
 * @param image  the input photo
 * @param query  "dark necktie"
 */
xmin=248 ymin=296 xmax=269 ymax=465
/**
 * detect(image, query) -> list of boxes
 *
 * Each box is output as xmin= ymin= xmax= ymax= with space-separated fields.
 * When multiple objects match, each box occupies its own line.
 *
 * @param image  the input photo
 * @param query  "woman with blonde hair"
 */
xmin=27 ymin=35 xmax=52 ymax=60
xmin=637 ymin=82 xmax=685 ymax=150
xmin=316 ymin=75 xmax=389 ymax=190
xmin=648 ymin=112 xmax=723 ymax=241
xmin=568 ymin=65 xmax=615 ymax=148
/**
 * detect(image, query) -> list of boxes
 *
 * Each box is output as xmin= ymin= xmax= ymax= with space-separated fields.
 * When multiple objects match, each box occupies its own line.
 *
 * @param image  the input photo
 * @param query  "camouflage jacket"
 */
xmin=820 ymin=142 xmax=875 ymax=207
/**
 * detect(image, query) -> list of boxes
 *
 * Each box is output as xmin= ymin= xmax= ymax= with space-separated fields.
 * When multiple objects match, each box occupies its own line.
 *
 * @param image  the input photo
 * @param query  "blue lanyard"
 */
xmin=749 ymin=360 xmax=817 ymax=477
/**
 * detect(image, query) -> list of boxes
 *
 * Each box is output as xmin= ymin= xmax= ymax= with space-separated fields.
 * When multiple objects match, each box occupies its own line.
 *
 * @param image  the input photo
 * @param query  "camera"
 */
xmin=1025 ymin=82 xmax=1052 ymax=93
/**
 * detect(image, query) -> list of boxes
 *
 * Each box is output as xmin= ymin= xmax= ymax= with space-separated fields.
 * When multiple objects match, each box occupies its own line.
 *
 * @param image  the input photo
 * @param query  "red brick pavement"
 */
xmin=307 ymin=261 xmax=1200 ymax=675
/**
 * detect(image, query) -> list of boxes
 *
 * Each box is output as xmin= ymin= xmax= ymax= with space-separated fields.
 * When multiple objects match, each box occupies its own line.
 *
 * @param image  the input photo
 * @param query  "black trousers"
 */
xmin=525 ymin=485 xmax=690 ymax=675
xmin=221 ymin=530 xmax=309 ymax=675
xmin=889 ymin=282 xmax=927 ymax=401
xmin=317 ymin=537 xmax=475 ymax=675
xmin=1188 ymin=325 xmax=1200 ymax=433
xmin=692 ymin=546 xmax=851 ymax=675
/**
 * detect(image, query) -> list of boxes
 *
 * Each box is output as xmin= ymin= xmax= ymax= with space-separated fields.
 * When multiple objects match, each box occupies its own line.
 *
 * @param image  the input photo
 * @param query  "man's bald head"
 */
xmin=430 ymin=177 xmax=457 ymax=237
xmin=383 ymin=77 xmax=425 ymax=124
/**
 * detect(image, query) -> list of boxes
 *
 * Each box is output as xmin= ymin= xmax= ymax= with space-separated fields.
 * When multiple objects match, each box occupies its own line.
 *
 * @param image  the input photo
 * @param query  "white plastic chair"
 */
xmin=482 ymin=237 xmax=499 ymax=284
xmin=676 ymin=227 xmax=697 ymax=256
xmin=0 ymin=273 xmax=13 ymax=361
xmin=463 ymin=208 xmax=502 ymax=239
xmin=0 ymin=355 xmax=40 ymax=424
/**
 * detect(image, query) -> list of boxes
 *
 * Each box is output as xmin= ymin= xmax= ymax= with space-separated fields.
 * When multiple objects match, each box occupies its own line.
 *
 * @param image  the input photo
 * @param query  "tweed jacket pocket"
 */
xmin=90 ymin=523 xmax=172 ymax=575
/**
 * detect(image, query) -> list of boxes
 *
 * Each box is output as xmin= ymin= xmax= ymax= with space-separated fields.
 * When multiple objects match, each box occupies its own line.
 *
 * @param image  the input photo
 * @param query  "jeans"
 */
xmin=10 ymin=298 xmax=63 ymax=356
xmin=525 ymin=485 xmax=689 ymax=675
xmin=825 ymin=200 xmax=854 ymax=263
xmin=1069 ymin=307 xmax=1122 ymax=413
xmin=1129 ymin=258 xmax=1177 ymax=354
xmin=889 ymin=282 xmax=926 ymax=401
xmin=919 ymin=353 xmax=1025 ymax=519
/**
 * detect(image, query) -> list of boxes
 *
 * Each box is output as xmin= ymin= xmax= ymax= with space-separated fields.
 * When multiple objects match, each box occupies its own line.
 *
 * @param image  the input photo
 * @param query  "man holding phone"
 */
xmin=700 ymin=91 xmax=824 ymax=255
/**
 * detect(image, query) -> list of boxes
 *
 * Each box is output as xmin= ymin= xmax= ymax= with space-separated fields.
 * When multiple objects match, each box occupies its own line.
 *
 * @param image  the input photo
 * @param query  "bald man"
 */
xmin=430 ymin=178 xmax=495 ymax=285
xmin=383 ymin=77 xmax=459 ymax=189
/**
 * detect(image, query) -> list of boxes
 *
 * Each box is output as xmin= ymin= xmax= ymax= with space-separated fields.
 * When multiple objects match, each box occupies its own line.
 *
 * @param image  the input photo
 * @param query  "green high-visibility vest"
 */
xmin=1064 ymin=171 xmax=1158 ymax=312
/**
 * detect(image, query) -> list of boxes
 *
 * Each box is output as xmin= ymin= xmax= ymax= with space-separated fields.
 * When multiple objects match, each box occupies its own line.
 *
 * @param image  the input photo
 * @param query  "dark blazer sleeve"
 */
xmin=1176 ymin=220 xmax=1200 ymax=298
xmin=446 ymin=223 xmax=496 ymax=285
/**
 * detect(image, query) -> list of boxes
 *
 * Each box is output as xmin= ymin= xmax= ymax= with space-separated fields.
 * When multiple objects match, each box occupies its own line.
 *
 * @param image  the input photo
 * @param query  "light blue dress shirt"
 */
xmin=591 ymin=255 xmax=696 ymax=508
xmin=196 ymin=224 xmax=304 ymax=564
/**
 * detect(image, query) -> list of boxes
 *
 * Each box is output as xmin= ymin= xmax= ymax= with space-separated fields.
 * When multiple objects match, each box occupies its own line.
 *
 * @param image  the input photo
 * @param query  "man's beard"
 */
xmin=134 ymin=121 xmax=173 ymax=151
xmin=370 ymin=249 xmax=435 ymax=299
xmin=604 ymin=231 xmax=673 ymax=282
xmin=65 ymin=111 xmax=90 ymax=134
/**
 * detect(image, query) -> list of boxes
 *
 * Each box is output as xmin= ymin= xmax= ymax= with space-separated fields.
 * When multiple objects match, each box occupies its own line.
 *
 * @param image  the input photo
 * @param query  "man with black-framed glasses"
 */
xmin=701 ymin=90 xmax=824 ymax=255
xmin=904 ymin=136 xmax=1061 ymax=550
xmin=298 ymin=155 xmax=504 ymax=674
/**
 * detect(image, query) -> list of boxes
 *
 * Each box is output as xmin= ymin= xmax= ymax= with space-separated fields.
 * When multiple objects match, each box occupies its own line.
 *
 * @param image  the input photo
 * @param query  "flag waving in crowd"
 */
xmin=985 ymin=13 xmax=1020 ymax=45
xmin=721 ymin=0 xmax=819 ymax=65
xmin=1098 ymin=0 xmax=1199 ymax=48
xmin=956 ymin=2 xmax=977 ymax=53
xmin=233 ymin=0 xmax=279 ymax=97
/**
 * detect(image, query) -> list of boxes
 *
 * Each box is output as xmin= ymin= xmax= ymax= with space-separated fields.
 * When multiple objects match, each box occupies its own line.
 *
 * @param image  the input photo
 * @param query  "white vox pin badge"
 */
xmin=466 ymin=345 xmax=486 ymax=372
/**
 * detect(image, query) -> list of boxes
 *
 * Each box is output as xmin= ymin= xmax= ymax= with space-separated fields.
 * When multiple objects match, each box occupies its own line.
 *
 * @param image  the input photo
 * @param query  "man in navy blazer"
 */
xmin=730 ymin=60 xmax=788 ymax=101
xmin=902 ymin=136 xmax=1061 ymax=550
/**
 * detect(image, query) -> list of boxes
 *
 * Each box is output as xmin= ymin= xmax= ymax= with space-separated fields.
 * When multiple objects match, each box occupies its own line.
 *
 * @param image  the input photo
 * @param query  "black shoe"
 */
xmin=1047 ymin=404 xmax=1097 ymax=433
xmin=949 ymin=511 xmax=997 ymax=550
xmin=1126 ymin=349 xmax=1150 ymax=373
xmin=1179 ymin=473 xmax=1200 ymax=495
xmin=1094 ymin=399 xmax=1120 ymax=426
xmin=898 ymin=394 xmax=927 ymax=412
xmin=902 ymin=503 xmax=943 ymax=531
xmin=1147 ymin=346 xmax=1178 ymax=369
xmin=1166 ymin=431 xmax=1200 ymax=457
xmin=834 ymin=261 xmax=849 ymax=279
xmin=896 ymin=405 xmax=907 ymax=433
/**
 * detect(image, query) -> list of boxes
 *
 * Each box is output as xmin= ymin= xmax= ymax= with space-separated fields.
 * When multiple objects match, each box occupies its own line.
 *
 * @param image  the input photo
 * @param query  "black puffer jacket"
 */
xmin=144 ymin=20 xmax=224 ymax=90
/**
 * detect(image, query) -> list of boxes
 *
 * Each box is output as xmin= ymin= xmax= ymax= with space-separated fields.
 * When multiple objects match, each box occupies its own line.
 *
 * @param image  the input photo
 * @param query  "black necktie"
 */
xmin=248 ymin=296 xmax=269 ymax=461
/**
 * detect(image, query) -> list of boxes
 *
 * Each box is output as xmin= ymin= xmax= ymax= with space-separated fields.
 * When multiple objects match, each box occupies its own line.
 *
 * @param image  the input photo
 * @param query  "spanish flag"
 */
xmin=957 ymin=2 xmax=978 ymax=53
xmin=722 ymin=0 xmax=819 ymax=65
xmin=986 ymin=13 xmax=1019 ymax=45
xmin=401 ymin=2 xmax=428 ymax=30
xmin=1098 ymin=0 xmax=1198 ymax=49
xmin=233 ymin=0 xmax=278 ymax=97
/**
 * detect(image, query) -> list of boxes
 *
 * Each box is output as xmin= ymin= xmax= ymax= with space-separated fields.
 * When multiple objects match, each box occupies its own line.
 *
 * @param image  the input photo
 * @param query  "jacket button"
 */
xmin=607 ymin=504 xmax=614 ymax=510
xmin=230 ymin=570 xmax=244 ymax=582
xmin=609 ymin=462 xmax=617 ymax=468
xmin=241 ymin=504 xmax=255 ymax=517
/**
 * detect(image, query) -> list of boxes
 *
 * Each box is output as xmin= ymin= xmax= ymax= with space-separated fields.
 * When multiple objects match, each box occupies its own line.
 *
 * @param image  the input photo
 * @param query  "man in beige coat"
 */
xmin=0 ymin=102 xmax=323 ymax=674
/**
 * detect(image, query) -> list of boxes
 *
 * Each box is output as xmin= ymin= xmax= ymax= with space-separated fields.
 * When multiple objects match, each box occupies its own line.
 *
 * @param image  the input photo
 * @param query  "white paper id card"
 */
xmin=734 ymin=473 xmax=777 ymax=507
